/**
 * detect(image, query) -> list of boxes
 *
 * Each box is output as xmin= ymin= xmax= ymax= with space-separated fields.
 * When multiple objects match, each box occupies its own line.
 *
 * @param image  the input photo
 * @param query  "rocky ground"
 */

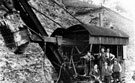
xmin=0 ymin=35 xmax=56 ymax=83
xmin=125 ymin=57 xmax=135 ymax=83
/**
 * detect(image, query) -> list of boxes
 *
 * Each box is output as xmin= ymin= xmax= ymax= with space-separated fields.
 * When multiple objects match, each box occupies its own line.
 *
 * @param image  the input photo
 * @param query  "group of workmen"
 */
xmin=81 ymin=47 xmax=122 ymax=83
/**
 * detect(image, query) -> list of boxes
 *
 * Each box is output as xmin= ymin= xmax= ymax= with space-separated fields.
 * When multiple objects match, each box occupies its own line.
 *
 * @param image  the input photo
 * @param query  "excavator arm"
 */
xmin=0 ymin=0 xmax=74 ymax=83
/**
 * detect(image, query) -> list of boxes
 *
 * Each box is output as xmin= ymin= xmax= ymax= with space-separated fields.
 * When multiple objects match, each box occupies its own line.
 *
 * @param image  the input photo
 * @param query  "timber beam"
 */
xmin=31 ymin=35 xmax=88 ymax=46
xmin=43 ymin=36 xmax=88 ymax=46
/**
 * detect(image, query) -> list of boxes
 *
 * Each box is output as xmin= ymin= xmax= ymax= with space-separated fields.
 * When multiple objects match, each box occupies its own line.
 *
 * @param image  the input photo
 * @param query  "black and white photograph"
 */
xmin=0 ymin=0 xmax=135 ymax=83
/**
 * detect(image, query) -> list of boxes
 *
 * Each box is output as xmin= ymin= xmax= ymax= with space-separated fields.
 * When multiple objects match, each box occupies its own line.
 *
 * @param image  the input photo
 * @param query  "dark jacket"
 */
xmin=97 ymin=53 xmax=106 ymax=64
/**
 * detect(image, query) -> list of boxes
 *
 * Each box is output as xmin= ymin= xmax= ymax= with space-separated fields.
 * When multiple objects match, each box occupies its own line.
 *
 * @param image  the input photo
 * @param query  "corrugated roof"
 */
xmin=68 ymin=24 xmax=129 ymax=38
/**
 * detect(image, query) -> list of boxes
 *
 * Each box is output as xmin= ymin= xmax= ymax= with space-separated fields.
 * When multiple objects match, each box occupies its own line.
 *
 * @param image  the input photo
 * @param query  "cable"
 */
xmin=26 ymin=26 xmax=44 ymax=41
xmin=30 ymin=6 xmax=64 ymax=28
xmin=51 ymin=0 xmax=84 ymax=25
xmin=56 ymin=62 xmax=65 ymax=83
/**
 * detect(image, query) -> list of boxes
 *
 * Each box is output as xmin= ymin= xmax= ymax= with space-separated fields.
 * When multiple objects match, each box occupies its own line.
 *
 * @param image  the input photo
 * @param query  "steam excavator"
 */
xmin=0 ymin=0 xmax=129 ymax=83
xmin=0 ymin=0 xmax=82 ymax=83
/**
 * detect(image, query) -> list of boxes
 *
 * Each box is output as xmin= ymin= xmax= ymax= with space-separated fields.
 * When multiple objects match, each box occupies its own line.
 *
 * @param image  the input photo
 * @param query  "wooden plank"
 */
xmin=43 ymin=36 xmax=57 ymax=43
xmin=89 ymin=36 xmax=129 ymax=45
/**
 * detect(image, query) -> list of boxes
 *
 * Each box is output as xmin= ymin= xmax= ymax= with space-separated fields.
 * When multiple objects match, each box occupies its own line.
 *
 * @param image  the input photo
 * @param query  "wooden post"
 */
xmin=89 ymin=44 xmax=93 ymax=75
xmin=99 ymin=44 xmax=102 ymax=78
xmin=117 ymin=45 xmax=119 ymax=58
xmin=90 ymin=44 xmax=93 ymax=52
xmin=123 ymin=46 xmax=127 ymax=76
xmin=99 ymin=13 xmax=102 ymax=27
xmin=123 ymin=46 xmax=127 ymax=60
xmin=99 ymin=44 xmax=101 ymax=52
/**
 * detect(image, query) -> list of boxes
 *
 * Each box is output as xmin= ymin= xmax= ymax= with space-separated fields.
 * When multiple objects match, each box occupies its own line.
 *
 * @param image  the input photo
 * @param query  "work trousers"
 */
xmin=104 ymin=75 xmax=111 ymax=83
xmin=112 ymin=72 xmax=121 ymax=83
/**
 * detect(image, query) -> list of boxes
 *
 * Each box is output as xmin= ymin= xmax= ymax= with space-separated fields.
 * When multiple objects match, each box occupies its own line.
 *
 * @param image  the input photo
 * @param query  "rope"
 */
xmin=26 ymin=25 xmax=44 ymax=41
xmin=30 ymin=6 xmax=64 ymax=28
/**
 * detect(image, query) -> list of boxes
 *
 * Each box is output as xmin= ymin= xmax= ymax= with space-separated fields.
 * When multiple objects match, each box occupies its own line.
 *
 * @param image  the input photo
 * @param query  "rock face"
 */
xmin=29 ymin=0 xmax=78 ymax=36
xmin=0 ymin=10 xmax=55 ymax=83
xmin=0 ymin=41 xmax=55 ymax=83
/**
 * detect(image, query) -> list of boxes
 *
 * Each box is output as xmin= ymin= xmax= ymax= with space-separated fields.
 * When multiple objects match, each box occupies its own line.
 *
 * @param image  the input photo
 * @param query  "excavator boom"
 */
xmin=0 ymin=0 xmax=74 ymax=83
